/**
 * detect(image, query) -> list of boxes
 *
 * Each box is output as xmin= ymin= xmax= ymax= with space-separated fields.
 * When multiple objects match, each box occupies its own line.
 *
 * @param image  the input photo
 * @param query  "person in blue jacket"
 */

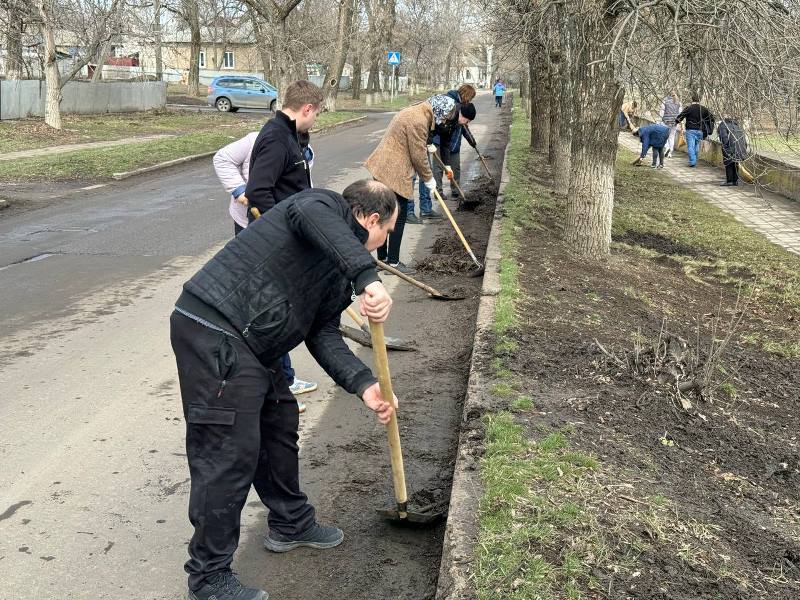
xmin=493 ymin=79 xmax=506 ymax=107
xmin=632 ymin=123 xmax=670 ymax=168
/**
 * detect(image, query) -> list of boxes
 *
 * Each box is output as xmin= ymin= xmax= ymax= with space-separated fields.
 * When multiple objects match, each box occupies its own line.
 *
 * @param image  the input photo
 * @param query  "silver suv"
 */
xmin=207 ymin=76 xmax=279 ymax=112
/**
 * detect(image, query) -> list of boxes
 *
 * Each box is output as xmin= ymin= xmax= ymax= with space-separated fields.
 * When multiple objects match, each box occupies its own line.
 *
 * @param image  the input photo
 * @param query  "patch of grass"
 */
xmin=0 ymin=110 xmax=362 ymax=181
xmin=511 ymin=395 xmax=534 ymax=411
xmin=614 ymin=147 xmax=800 ymax=313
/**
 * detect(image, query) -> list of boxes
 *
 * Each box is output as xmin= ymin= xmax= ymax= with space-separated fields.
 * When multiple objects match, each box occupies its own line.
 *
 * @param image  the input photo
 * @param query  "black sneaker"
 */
xmin=386 ymin=261 xmax=416 ymax=275
xmin=264 ymin=523 xmax=344 ymax=553
xmin=421 ymin=210 xmax=444 ymax=220
xmin=406 ymin=212 xmax=422 ymax=224
xmin=188 ymin=572 xmax=267 ymax=600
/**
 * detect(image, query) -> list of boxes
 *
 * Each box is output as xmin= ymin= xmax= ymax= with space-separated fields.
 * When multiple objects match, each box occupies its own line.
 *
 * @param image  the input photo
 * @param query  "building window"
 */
xmin=199 ymin=51 xmax=206 ymax=68
xmin=222 ymin=51 xmax=235 ymax=69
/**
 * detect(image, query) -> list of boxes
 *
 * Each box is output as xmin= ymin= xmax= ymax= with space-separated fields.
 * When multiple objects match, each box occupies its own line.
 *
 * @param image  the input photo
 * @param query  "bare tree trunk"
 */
xmin=37 ymin=0 xmax=63 ymax=129
xmin=529 ymin=45 xmax=551 ymax=152
xmin=552 ymin=5 xmax=574 ymax=197
xmin=5 ymin=3 xmax=25 ymax=80
xmin=351 ymin=23 xmax=363 ymax=99
xmin=154 ymin=0 xmax=163 ymax=81
xmin=250 ymin=10 xmax=272 ymax=83
xmin=185 ymin=0 xmax=201 ymax=95
xmin=519 ymin=61 xmax=529 ymax=118
xmin=564 ymin=11 xmax=623 ymax=257
xmin=324 ymin=0 xmax=356 ymax=111
xmin=547 ymin=54 xmax=560 ymax=165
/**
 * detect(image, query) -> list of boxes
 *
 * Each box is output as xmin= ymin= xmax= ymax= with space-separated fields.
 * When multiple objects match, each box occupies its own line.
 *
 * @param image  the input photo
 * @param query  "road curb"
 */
xmin=111 ymin=115 xmax=369 ymax=181
xmin=435 ymin=116 xmax=513 ymax=600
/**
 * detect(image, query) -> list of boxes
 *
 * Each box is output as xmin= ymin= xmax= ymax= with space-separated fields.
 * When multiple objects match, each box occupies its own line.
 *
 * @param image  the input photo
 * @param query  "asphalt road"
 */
xmin=0 ymin=93 xmax=501 ymax=599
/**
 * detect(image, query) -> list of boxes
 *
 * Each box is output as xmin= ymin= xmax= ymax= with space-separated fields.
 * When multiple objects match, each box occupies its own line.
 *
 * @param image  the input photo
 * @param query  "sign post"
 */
xmin=387 ymin=51 xmax=401 ymax=103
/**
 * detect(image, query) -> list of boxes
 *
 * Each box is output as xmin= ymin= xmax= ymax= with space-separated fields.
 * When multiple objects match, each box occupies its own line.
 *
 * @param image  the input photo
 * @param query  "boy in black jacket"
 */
xmin=171 ymin=180 xmax=399 ymax=600
xmin=245 ymin=80 xmax=324 ymax=220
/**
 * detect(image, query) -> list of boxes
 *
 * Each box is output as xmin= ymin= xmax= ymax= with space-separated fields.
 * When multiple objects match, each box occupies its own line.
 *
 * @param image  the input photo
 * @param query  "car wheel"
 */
xmin=216 ymin=97 xmax=232 ymax=112
xmin=270 ymin=99 xmax=277 ymax=112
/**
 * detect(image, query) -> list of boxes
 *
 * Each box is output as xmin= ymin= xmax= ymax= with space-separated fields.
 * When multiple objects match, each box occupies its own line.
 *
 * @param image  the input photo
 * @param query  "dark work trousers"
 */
xmin=651 ymin=146 xmax=665 ymax=167
xmin=725 ymin=160 xmax=739 ymax=184
xmin=495 ymin=95 xmax=503 ymax=107
xmin=233 ymin=222 xmax=295 ymax=384
xmin=377 ymin=193 xmax=409 ymax=264
xmin=170 ymin=311 xmax=315 ymax=590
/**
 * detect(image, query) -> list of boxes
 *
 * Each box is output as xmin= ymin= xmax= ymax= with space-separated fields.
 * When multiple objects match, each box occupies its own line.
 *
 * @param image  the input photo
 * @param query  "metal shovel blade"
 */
xmin=377 ymin=503 xmax=444 ymax=526
xmin=339 ymin=325 xmax=417 ymax=351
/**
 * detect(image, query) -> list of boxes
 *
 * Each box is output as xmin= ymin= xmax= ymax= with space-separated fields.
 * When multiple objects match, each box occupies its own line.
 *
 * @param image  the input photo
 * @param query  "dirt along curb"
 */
xmin=110 ymin=115 xmax=368 ymax=181
xmin=435 ymin=127 xmax=512 ymax=600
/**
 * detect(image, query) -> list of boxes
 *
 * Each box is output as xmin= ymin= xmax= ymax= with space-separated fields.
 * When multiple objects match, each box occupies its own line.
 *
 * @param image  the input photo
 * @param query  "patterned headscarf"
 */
xmin=427 ymin=94 xmax=457 ymax=125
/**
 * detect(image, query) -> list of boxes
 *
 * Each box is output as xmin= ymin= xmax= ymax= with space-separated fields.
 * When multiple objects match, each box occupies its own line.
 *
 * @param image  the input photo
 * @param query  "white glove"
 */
xmin=423 ymin=177 xmax=437 ymax=191
xmin=427 ymin=144 xmax=438 ymax=154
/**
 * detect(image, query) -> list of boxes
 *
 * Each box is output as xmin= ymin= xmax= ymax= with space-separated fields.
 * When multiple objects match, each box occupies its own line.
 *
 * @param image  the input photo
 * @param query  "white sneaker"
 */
xmin=289 ymin=379 xmax=318 ymax=395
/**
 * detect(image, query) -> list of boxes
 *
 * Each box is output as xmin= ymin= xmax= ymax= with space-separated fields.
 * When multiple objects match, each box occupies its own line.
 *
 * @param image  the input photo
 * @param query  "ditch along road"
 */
xmin=0 ymin=92 xmax=510 ymax=599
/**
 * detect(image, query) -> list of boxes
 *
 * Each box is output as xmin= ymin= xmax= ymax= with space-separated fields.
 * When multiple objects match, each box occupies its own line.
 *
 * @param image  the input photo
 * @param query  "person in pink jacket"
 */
xmin=213 ymin=132 xmax=318 ymax=410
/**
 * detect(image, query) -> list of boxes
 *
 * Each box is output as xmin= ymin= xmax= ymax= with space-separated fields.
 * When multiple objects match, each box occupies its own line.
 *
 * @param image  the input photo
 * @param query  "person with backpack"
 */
xmin=675 ymin=92 xmax=715 ymax=168
xmin=717 ymin=117 xmax=749 ymax=186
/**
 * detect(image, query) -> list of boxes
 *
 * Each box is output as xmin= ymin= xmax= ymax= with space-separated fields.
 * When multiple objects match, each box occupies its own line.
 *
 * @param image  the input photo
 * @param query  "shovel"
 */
xmin=464 ymin=124 xmax=495 ymax=182
xmin=431 ymin=151 xmax=471 ymax=209
xmin=431 ymin=188 xmax=485 ymax=276
xmin=375 ymin=260 xmax=466 ymax=301
xmin=370 ymin=319 xmax=443 ymax=526
xmin=340 ymin=306 xmax=416 ymax=351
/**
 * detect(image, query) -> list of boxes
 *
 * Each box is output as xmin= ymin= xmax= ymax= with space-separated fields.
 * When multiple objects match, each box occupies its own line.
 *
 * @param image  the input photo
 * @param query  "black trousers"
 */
xmin=725 ymin=161 xmax=739 ymax=184
xmin=377 ymin=193 xmax=409 ymax=264
xmin=170 ymin=311 xmax=315 ymax=590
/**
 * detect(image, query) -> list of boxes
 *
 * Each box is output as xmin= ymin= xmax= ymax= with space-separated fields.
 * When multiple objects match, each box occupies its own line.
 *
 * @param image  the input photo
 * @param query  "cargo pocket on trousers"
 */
xmin=187 ymin=405 xmax=236 ymax=455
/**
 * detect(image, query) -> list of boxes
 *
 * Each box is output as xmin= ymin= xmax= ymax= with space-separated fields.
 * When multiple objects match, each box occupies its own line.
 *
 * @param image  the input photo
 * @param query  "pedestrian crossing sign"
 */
xmin=387 ymin=52 xmax=401 ymax=65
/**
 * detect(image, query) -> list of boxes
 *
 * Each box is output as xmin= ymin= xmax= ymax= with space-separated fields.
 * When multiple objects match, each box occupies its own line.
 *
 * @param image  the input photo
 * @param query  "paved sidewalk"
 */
xmin=619 ymin=133 xmax=800 ymax=256
xmin=0 ymin=134 xmax=175 ymax=162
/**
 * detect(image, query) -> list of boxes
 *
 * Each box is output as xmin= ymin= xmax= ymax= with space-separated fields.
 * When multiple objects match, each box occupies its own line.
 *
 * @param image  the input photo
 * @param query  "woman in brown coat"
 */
xmin=365 ymin=94 xmax=457 ymax=273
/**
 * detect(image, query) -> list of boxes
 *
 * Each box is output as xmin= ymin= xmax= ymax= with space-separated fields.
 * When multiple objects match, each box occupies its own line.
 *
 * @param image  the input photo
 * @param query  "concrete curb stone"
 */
xmin=434 ymin=121 xmax=513 ymax=600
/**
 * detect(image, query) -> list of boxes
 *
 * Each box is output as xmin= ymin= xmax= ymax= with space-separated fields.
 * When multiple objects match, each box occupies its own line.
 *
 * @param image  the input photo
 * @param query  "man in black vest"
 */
xmin=171 ymin=180 xmax=399 ymax=600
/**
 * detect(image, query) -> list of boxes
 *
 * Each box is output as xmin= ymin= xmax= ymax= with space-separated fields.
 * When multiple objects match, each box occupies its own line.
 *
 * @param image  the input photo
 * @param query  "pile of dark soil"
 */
xmin=416 ymin=235 xmax=482 ymax=275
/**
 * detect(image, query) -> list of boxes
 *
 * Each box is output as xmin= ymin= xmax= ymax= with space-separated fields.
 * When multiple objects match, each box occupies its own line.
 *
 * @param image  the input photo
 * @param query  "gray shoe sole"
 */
xmin=263 ymin=532 xmax=344 ymax=553
xmin=188 ymin=589 xmax=268 ymax=600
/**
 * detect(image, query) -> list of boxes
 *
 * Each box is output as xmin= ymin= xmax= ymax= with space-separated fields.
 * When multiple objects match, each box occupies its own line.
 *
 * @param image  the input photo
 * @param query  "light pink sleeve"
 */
xmin=212 ymin=132 xmax=258 ymax=193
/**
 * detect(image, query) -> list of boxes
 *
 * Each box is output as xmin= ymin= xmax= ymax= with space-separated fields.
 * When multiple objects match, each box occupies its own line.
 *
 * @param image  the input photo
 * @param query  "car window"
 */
xmin=243 ymin=80 xmax=263 ymax=91
xmin=222 ymin=79 xmax=245 ymax=89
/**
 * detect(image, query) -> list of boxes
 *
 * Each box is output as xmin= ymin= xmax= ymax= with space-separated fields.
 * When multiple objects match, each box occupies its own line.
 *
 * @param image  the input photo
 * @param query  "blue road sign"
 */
xmin=387 ymin=51 xmax=401 ymax=65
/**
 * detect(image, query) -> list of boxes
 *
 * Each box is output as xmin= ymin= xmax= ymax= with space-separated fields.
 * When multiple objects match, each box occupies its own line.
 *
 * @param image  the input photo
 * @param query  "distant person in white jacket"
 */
xmin=212 ymin=132 xmax=318 ymax=408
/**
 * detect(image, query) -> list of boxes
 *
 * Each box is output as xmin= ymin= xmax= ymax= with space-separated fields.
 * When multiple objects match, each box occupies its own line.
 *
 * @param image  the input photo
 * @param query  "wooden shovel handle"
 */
xmin=345 ymin=305 xmax=366 ymax=328
xmin=375 ymin=259 xmax=443 ymax=297
xmin=369 ymin=320 xmax=408 ymax=514
xmin=431 ymin=150 xmax=467 ymax=200
xmin=431 ymin=187 xmax=481 ymax=267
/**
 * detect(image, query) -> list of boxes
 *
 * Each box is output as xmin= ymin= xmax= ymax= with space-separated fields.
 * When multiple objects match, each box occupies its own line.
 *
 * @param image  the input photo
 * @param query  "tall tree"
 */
xmin=4 ymin=0 xmax=26 ymax=80
xmin=244 ymin=0 xmax=303 ymax=104
xmin=323 ymin=0 xmax=356 ymax=111
xmin=34 ymin=0 xmax=123 ymax=129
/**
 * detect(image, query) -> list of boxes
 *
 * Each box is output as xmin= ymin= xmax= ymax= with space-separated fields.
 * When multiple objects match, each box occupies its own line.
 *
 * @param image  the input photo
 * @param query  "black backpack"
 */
xmin=701 ymin=112 xmax=716 ymax=139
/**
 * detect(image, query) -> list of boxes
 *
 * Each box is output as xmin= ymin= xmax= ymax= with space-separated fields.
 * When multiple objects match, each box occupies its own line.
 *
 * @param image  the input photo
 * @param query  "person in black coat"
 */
xmin=718 ymin=118 xmax=748 ymax=186
xmin=245 ymin=80 xmax=324 ymax=221
xmin=170 ymin=180 xmax=399 ymax=600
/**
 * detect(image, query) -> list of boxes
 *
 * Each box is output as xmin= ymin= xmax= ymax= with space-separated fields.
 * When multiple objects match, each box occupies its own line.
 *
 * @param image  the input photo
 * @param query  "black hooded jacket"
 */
xmin=176 ymin=188 xmax=381 ymax=396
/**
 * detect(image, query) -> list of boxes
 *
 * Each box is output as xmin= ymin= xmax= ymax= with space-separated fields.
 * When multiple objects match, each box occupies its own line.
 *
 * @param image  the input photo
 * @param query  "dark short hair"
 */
xmin=691 ymin=91 xmax=701 ymax=102
xmin=283 ymin=80 xmax=324 ymax=110
xmin=343 ymin=180 xmax=397 ymax=223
